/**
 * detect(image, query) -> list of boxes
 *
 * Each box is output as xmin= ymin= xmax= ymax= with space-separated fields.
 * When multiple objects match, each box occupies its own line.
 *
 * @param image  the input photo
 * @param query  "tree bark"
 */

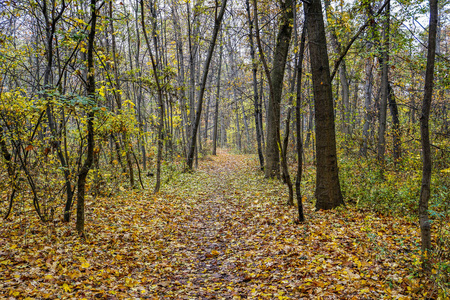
xmin=305 ymin=0 xmax=344 ymax=210
xmin=388 ymin=84 xmax=401 ymax=163
xmin=245 ymin=0 xmax=264 ymax=168
xmin=377 ymin=0 xmax=390 ymax=166
xmin=360 ymin=4 xmax=374 ymax=157
xmin=76 ymin=0 xmax=97 ymax=235
xmin=419 ymin=0 xmax=438 ymax=270
xmin=260 ymin=0 xmax=295 ymax=179
xmin=295 ymin=21 xmax=307 ymax=222
xmin=212 ymin=39 xmax=223 ymax=155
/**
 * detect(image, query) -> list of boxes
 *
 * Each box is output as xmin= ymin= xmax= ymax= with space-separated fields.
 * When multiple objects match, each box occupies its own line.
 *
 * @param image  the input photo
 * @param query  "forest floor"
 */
xmin=0 ymin=150 xmax=447 ymax=299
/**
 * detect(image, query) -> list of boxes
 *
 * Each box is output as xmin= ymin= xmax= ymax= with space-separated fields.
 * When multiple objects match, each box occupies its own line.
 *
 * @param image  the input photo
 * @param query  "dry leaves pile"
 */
xmin=0 ymin=150 xmax=445 ymax=299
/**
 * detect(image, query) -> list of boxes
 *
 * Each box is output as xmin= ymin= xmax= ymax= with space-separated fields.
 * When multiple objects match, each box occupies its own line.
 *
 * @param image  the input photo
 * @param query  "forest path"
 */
xmin=144 ymin=150 xmax=423 ymax=299
xmin=156 ymin=149 xmax=294 ymax=299
xmin=0 ymin=149 xmax=426 ymax=299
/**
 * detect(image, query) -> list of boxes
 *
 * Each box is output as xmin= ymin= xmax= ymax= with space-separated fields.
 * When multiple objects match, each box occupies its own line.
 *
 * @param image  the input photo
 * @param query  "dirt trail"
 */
xmin=168 ymin=150 xmax=260 ymax=299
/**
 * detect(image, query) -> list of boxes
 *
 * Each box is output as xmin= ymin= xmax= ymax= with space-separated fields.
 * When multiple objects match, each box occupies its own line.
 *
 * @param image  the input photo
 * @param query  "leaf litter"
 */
xmin=0 ymin=150 xmax=444 ymax=299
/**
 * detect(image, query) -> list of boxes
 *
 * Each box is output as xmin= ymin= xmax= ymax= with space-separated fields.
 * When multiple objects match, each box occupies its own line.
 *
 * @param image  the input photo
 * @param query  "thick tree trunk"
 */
xmin=419 ymin=0 xmax=437 ymax=270
xmin=305 ymin=0 xmax=344 ymax=210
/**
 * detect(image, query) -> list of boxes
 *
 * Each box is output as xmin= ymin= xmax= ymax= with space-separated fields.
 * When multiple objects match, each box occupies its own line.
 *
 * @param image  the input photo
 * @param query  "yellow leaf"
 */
xmin=335 ymin=285 xmax=344 ymax=291
xmin=62 ymin=283 xmax=71 ymax=292
xmin=45 ymin=274 xmax=53 ymax=280
xmin=10 ymin=244 xmax=17 ymax=250
xmin=81 ymin=261 xmax=90 ymax=268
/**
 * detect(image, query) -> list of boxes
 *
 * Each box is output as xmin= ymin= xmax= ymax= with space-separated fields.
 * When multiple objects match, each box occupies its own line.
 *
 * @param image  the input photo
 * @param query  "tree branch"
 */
xmin=330 ymin=0 xmax=389 ymax=81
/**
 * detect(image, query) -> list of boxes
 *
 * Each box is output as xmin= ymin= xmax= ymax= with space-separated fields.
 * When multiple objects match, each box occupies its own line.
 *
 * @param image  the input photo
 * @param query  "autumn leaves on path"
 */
xmin=165 ymin=150 xmax=306 ymax=298
xmin=1 ymin=150 xmax=434 ymax=299
xmin=150 ymin=149 xmax=296 ymax=298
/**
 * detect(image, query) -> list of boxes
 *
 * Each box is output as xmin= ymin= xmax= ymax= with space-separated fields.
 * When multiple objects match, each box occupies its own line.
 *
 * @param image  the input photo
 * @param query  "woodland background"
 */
xmin=0 ymin=0 xmax=449 ymax=298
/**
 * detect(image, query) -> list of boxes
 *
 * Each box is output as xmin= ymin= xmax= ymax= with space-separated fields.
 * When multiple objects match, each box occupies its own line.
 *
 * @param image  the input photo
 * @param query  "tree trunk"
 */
xmin=40 ymin=0 xmax=74 ymax=222
xmin=246 ymin=0 xmax=264 ymax=169
xmin=419 ymin=0 xmax=437 ymax=270
xmin=295 ymin=21 xmax=307 ymax=222
xmin=111 ymin=2 xmax=136 ymax=188
xmin=187 ymin=0 xmax=201 ymax=149
xmin=234 ymin=98 xmax=241 ymax=151
xmin=140 ymin=0 xmax=165 ymax=193
xmin=360 ymin=7 xmax=374 ymax=157
xmin=212 ymin=40 xmax=223 ymax=156
xmin=377 ymin=0 xmax=390 ymax=167
xmin=260 ymin=0 xmax=295 ymax=179
xmin=186 ymin=0 xmax=227 ymax=170
xmin=204 ymin=95 xmax=210 ymax=141
xmin=388 ymin=84 xmax=401 ymax=163
xmin=305 ymin=0 xmax=344 ymax=210
xmin=131 ymin=4 xmax=146 ymax=172
xmin=241 ymin=102 xmax=251 ymax=152
xmin=76 ymin=0 xmax=97 ymax=235
xmin=220 ymin=112 xmax=226 ymax=148
xmin=259 ymin=73 xmax=265 ymax=150
xmin=171 ymin=1 xmax=189 ymax=158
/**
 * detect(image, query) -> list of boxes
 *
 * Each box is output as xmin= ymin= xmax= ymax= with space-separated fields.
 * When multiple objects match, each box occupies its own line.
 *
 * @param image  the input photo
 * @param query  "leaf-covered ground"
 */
xmin=0 ymin=150 xmax=446 ymax=299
